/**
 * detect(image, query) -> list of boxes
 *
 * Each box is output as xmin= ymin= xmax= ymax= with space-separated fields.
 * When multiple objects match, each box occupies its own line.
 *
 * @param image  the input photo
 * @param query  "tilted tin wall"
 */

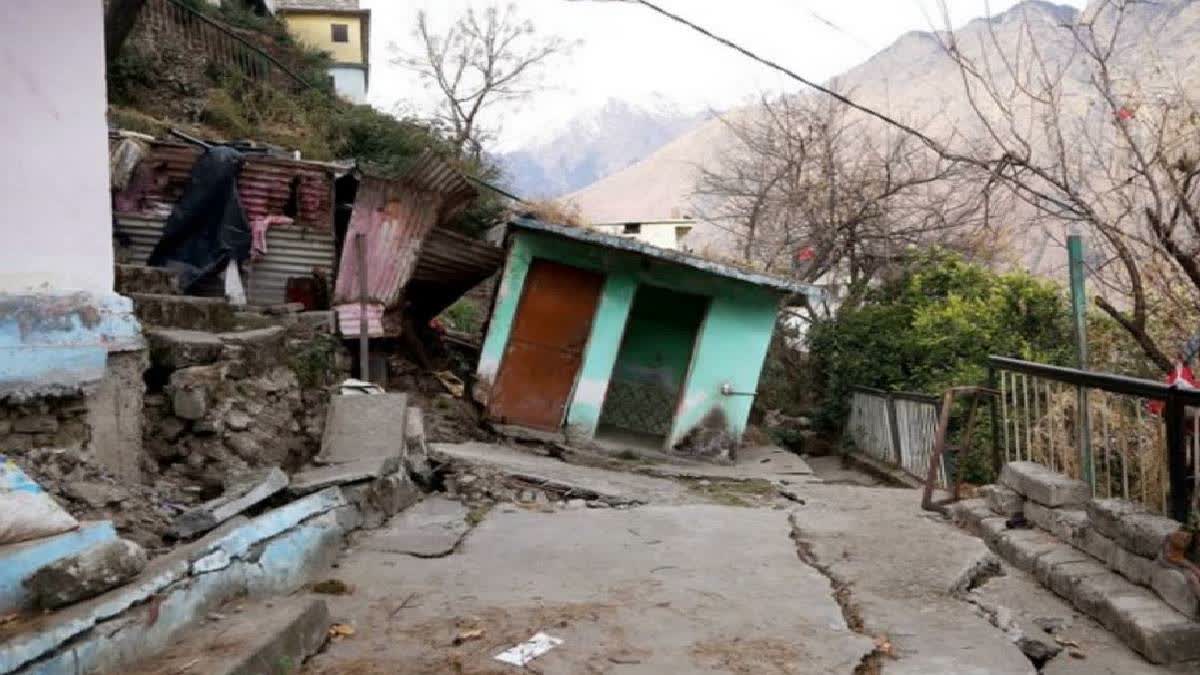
xmin=477 ymin=230 xmax=781 ymax=448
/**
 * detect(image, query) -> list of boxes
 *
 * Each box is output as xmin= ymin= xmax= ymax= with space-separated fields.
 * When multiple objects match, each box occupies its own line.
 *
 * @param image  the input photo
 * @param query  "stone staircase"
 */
xmin=949 ymin=461 xmax=1200 ymax=665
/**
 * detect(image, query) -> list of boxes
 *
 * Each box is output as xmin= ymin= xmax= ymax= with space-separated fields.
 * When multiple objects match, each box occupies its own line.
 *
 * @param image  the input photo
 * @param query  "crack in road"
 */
xmin=951 ymin=559 xmax=1066 ymax=673
xmin=787 ymin=513 xmax=883 ymax=675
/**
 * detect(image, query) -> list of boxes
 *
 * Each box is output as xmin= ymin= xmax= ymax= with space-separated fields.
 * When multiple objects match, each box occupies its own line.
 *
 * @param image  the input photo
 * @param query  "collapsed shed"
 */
xmin=475 ymin=218 xmax=822 ymax=462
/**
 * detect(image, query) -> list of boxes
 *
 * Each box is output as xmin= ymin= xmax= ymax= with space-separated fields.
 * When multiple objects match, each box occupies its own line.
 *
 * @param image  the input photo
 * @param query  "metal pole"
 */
xmin=1165 ymin=392 xmax=1190 ymax=522
xmin=988 ymin=365 xmax=1001 ymax=476
xmin=1068 ymin=234 xmax=1094 ymax=487
xmin=355 ymin=232 xmax=369 ymax=384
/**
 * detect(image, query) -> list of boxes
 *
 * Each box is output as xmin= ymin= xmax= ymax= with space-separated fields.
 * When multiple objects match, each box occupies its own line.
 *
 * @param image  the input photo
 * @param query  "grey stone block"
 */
xmin=1045 ymin=559 xmax=1111 ymax=600
xmin=24 ymin=539 xmax=147 ymax=610
xmin=947 ymin=498 xmax=990 ymax=534
xmin=289 ymin=456 xmax=402 ymax=496
xmin=1086 ymin=499 xmax=1181 ymax=559
xmin=1075 ymin=527 xmax=1116 ymax=563
xmin=341 ymin=472 xmax=421 ymax=529
xmin=1033 ymin=546 xmax=1091 ymax=587
xmin=1109 ymin=544 xmax=1160 ymax=587
xmin=171 ymin=467 xmax=289 ymax=539
xmin=995 ymin=528 xmax=1061 ymax=573
xmin=1000 ymin=461 xmax=1091 ymax=507
xmin=1106 ymin=593 xmax=1200 ymax=664
xmin=979 ymin=517 xmax=1009 ymax=546
xmin=1070 ymin=571 xmax=1144 ymax=629
xmin=1023 ymin=501 xmax=1088 ymax=541
xmin=1151 ymin=567 xmax=1200 ymax=619
xmin=980 ymin=484 xmax=1024 ymax=517
xmin=316 ymin=393 xmax=408 ymax=465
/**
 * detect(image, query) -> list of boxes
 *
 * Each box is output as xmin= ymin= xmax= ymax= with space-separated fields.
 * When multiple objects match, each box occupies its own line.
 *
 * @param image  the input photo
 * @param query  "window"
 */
xmin=622 ymin=223 xmax=641 ymax=235
xmin=331 ymin=24 xmax=349 ymax=43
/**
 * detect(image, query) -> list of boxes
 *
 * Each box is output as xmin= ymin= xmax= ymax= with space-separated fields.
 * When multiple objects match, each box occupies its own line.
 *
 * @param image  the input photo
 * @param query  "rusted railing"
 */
xmin=989 ymin=356 xmax=1200 ymax=521
xmin=137 ymin=0 xmax=318 ymax=93
xmin=846 ymin=387 xmax=945 ymax=487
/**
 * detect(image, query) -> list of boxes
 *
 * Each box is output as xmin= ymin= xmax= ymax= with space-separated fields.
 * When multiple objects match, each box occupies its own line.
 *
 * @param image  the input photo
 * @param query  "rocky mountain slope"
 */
xmin=496 ymin=98 xmax=710 ymax=200
xmin=562 ymin=0 xmax=1200 ymax=264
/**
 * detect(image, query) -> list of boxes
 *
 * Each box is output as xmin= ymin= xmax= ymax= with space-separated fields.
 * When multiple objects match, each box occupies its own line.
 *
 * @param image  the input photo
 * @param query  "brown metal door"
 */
xmin=488 ymin=260 xmax=605 ymax=430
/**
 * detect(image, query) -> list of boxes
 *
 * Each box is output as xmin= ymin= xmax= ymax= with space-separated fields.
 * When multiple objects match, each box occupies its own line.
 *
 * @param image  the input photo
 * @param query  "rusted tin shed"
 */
xmin=110 ymin=135 xmax=341 ymax=307
xmin=332 ymin=151 xmax=496 ymax=337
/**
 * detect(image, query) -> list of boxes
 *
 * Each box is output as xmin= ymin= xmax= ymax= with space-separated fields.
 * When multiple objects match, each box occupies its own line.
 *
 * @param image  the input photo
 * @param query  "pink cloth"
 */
xmin=249 ymin=215 xmax=294 ymax=261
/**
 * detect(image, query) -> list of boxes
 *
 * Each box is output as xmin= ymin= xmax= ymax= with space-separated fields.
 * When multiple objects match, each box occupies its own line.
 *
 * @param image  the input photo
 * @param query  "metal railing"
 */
xmin=846 ymin=387 xmax=945 ymax=487
xmin=137 ymin=0 xmax=318 ymax=93
xmin=989 ymin=356 xmax=1200 ymax=521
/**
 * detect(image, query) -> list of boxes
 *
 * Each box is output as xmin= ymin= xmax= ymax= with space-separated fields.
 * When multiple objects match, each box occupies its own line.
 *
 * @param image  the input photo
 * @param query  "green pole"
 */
xmin=1068 ymin=235 xmax=1094 ymax=488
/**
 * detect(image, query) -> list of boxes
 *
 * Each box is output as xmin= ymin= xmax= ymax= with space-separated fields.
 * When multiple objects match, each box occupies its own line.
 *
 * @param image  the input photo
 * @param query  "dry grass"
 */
xmin=1003 ymin=381 xmax=1172 ymax=512
xmin=520 ymin=200 xmax=588 ymax=227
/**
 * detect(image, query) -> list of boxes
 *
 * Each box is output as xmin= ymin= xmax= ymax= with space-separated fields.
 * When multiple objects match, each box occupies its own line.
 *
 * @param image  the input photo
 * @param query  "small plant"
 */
xmin=288 ymin=333 xmax=340 ymax=389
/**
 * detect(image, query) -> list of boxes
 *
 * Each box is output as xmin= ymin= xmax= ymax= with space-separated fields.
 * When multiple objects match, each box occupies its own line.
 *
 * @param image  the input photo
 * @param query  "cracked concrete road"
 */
xmin=301 ymin=447 xmax=1177 ymax=674
xmin=306 ymin=505 xmax=873 ymax=674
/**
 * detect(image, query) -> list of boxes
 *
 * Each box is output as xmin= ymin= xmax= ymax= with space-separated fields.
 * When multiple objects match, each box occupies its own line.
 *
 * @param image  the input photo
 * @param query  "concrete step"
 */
xmin=115 ymin=264 xmax=179 ymax=296
xmin=146 ymin=325 xmax=288 ymax=371
xmin=124 ymin=597 xmax=330 ymax=675
xmin=950 ymin=498 xmax=1200 ymax=665
xmin=129 ymin=293 xmax=236 ymax=332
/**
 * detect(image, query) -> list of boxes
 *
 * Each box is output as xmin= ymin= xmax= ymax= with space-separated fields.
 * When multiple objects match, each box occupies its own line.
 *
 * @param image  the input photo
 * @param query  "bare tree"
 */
xmin=936 ymin=0 xmax=1200 ymax=370
xmin=393 ymin=4 xmax=575 ymax=158
xmin=694 ymin=91 xmax=997 ymax=320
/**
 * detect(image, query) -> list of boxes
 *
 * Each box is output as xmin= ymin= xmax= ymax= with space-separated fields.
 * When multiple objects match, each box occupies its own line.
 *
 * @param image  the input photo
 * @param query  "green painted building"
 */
xmin=475 ymin=218 xmax=820 ymax=461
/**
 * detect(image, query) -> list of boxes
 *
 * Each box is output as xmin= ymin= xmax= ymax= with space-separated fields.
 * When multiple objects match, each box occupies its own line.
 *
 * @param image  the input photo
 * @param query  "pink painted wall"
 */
xmin=0 ymin=0 xmax=114 ymax=294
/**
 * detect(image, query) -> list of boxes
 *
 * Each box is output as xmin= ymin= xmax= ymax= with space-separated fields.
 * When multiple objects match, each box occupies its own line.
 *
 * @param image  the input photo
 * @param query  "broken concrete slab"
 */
xmin=145 ymin=329 xmax=224 ymax=370
xmin=981 ymin=483 xmax=1025 ymax=517
xmin=341 ymin=472 xmax=421 ymax=530
xmin=24 ymin=539 xmax=147 ymax=610
xmin=1000 ymin=461 xmax=1091 ymax=507
xmin=190 ymin=488 xmax=347 ymax=574
xmin=0 ymin=517 xmax=248 ymax=674
xmin=171 ymin=467 xmax=289 ymax=539
xmin=288 ymin=456 xmax=402 ymax=496
xmin=360 ymin=496 xmax=470 ymax=558
xmin=217 ymin=326 xmax=287 ymax=372
xmin=125 ymin=597 xmax=330 ymax=675
xmin=0 ymin=521 xmax=117 ymax=615
xmin=315 ymin=393 xmax=408 ymax=465
xmin=1087 ymin=499 xmax=1180 ymax=559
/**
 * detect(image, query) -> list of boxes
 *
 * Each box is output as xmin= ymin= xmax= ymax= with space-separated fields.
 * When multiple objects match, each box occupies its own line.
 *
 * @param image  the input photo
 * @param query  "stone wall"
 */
xmin=953 ymin=461 xmax=1200 ymax=664
xmin=142 ymin=322 xmax=347 ymax=491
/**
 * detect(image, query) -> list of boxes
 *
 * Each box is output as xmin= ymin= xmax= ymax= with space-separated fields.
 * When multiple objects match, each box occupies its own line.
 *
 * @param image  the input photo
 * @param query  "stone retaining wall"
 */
xmin=952 ymin=461 xmax=1200 ymax=664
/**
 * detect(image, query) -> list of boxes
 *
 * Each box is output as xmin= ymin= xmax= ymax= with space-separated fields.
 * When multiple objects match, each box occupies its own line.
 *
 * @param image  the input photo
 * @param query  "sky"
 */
xmin=362 ymin=0 xmax=1089 ymax=150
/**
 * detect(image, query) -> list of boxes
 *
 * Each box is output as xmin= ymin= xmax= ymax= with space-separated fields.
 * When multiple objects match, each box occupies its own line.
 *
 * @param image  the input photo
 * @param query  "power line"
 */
xmin=587 ymin=0 xmax=949 ymax=155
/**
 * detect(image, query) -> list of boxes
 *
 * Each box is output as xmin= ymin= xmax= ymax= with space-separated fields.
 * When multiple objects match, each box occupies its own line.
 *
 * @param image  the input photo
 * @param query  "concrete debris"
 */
xmin=0 ymin=521 xmax=117 ymax=615
xmin=316 ymin=393 xmax=408 ymax=465
xmin=340 ymin=471 xmax=421 ymax=530
xmin=361 ymin=496 xmax=471 ymax=558
xmin=24 ymin=538 xmax=147 ymax=610
xmin=124 ymin=597 xmax=331 ymax=675
xmin=289 ymin=456 xmax=402 ymax=496
xmin=980 ymin=483 xmax=1025 ymax=518
xmin=171 ymin=467 xmax=289 ymax=539
xmin=494 ymin=632 xmax=563 ymax=667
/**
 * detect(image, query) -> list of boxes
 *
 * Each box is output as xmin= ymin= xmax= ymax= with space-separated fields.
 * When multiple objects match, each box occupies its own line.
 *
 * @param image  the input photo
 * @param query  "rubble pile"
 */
xmin=143 ymin=321 xmax=345 ymax=490
xmin=0 ymin=398 xmax=92 ymax=454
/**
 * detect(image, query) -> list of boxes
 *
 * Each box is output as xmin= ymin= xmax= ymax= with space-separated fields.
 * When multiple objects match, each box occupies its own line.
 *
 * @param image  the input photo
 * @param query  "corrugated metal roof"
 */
xmin=508 ymin=217 xmax=823 ymax=297
xmin=110 ymin=138 xmax=336 ymax=230
xmin=332 ymin=151 xmax=491 ymax=336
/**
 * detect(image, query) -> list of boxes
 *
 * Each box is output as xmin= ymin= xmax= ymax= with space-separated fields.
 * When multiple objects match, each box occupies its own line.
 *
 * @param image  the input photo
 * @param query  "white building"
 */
xmin=589 ymin=220 xmax=697 ymax=252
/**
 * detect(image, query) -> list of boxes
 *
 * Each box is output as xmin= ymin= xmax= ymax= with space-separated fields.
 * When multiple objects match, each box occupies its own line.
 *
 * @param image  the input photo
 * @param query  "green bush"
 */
xmin=807 ymin=250 xmax=1074 ymax=481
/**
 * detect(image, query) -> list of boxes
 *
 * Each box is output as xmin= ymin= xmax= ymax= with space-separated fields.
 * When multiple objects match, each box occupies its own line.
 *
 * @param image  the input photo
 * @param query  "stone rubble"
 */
xmin=24 ymin=538 xmax=148 ymax=610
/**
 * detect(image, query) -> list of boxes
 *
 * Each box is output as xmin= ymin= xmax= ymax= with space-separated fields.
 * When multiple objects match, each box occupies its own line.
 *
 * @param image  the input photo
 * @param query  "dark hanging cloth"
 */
xmin=147 ymin=146 xmax=252 ymax=292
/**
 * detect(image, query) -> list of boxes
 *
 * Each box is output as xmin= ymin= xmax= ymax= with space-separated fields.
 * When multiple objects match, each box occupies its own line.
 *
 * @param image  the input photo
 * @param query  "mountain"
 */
xmin=562 ymin=0 xmax=1200 ymax=265
xmin=496 ymin=98 xmax=711 ymax=200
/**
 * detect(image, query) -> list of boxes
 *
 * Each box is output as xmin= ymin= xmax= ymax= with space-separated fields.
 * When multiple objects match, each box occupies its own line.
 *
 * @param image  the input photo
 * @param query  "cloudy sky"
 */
xmin=362 ymin=0 xmax=1088 ymax=150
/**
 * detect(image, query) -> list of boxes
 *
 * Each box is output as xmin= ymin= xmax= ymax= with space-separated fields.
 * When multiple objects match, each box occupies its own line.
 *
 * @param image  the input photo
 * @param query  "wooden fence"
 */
xmin=845 ymin=387 xmax=945 ymax=487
